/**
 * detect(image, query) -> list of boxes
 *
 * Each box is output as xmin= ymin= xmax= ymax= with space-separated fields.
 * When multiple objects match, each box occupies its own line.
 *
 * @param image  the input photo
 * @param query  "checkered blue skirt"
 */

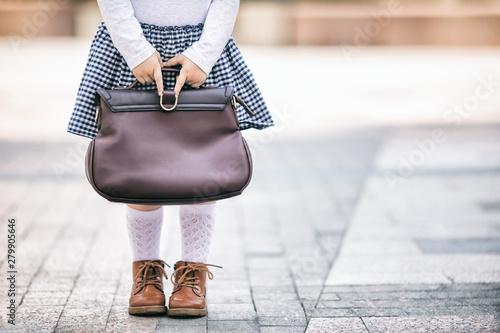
xmin=67 ymin=21 xmax=274 ymax=139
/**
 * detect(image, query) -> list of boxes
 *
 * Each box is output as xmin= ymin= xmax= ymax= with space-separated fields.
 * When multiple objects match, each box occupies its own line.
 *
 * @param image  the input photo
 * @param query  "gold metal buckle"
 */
xmin=160 ymin=94 xmax=178 ymax=111
xmin=95 ymin=106 xmax=100 ymax=122
xmin=231 ymin=95 xmax=237 ymax=109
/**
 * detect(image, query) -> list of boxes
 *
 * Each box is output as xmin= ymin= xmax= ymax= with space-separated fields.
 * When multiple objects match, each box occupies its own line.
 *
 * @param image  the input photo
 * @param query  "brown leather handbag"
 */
xmin=85 ymin=67 xmax=255 ymax=205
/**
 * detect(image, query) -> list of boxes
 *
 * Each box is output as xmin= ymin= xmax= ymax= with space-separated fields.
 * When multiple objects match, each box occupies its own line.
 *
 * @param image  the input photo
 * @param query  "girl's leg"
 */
xmin=168 ymin=201 xmax=217 ymax=317
xmin=126 ymin=204 xmax=168 ymax=316
xmin=179 ymin=201 xmax=217 ymax=264
xmin=125 ymin=204 xmax=163 ymax=261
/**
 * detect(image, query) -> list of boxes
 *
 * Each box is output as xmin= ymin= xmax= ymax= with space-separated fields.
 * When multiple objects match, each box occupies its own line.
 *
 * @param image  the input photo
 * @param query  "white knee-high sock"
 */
xmin=125 ymin=205 xmax=163 ymax=262
xmin=179 ymin=203 xmax=216 ymax=263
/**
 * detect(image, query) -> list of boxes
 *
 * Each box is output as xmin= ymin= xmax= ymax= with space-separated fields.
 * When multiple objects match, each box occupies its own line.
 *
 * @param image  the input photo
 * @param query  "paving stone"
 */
xmin=254 ymin=300 xmax=305 ymax=318
xmin=258 ymin=315 xmax=307 ymax=327
xmin=323 ymin=284 xmax=444 ymax=293
xmin=306 ymin=318 xmax=368 ymax=333
xmin=13 ymin=306 xmax=63 ymax=332
xmin=414 ymin=237 xmax=500 ymax=254
xmin=156 ymin=316 xmax=207 ymax=331
xmin=404 ymin=305 xmax=500 ymax=317
xmin=311 ymin=308 xmax=359 ymax=318
xmin=334 ymin=291 xmax=432 ymax=301
xmin=207 ymin=320 xmax=260 ymax=332
xmin=363 ymin=315 xmax=500 ymax=333
xmin=252 ymin=286 xmax=299 ymax=302
xmin=104 ymin=306 xmax=159 ymax=332
xmin=20 ymin=296 xmax=68 ymax=306
xmin=206 ymin=288 xmax=253 ymax=304
xmin=427 ymin=290 xmax=500 ymax=299
xmin=208 ymin=280 xmax=250 ymax=290
xmin=260 ymin=326 xmax=306 ymax=333
xmin=354 ymin=307 xmax=406 ymax=317
xmin=156 ymin=326 xmax=206 ymax=333
xmin=316 ymin=299 xmax=377 ymax=309
xmin=207 ymin=303 xmax=257 ymax=321
xmin=318 ymin=293 xmax=341 ymax=301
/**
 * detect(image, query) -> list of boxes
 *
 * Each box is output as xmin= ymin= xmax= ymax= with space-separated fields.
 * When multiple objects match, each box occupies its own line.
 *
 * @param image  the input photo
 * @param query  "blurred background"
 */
xmin=1 ymin=0 xmax=500 ymax=44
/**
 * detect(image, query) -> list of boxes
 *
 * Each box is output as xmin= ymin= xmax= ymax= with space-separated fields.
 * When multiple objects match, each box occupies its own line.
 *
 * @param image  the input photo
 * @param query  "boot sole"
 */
xmin=129 ymin=305 xmax=167 ymax=316
xmin=167 ymin=307 xmax=207 ymax=317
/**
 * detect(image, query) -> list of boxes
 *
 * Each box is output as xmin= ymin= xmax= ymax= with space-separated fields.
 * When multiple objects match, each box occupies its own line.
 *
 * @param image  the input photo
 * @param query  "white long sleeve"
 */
xmin=181 ymin=0 xmax=239 ymax=75
xmin=95 ymin=0 xmax=239 ymax=75
xmin=96 ymin=0 xmax=156 ymax=71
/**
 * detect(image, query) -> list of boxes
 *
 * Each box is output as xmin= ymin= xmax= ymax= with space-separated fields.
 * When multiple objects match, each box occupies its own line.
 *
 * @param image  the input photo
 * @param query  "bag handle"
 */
xmin=112 ymin=66 xmax=181 ymax=111
xmin=114 ymin=66 xmax=182 ymax=91
xmin=112 ymin=66 xmax=255 ymax=116
xmin=233 ymin=95 xmax=255 ymax=117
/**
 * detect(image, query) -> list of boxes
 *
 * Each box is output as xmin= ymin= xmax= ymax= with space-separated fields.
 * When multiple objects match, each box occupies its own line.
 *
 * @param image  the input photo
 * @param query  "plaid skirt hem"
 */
xmin=67 ymin=21 xmax=274 ymax=140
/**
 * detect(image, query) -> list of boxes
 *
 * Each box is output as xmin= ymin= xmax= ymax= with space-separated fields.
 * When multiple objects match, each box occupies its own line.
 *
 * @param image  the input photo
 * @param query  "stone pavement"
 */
xmin=0 ymin=124 xmax=499 ymax=332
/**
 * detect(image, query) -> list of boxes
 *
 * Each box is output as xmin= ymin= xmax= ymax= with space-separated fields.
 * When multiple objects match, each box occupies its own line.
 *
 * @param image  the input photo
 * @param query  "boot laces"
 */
xmin=134 ymin=259 xmax=170 ymax=290
xmin=170 ymin=263 xmax=221 ymax=289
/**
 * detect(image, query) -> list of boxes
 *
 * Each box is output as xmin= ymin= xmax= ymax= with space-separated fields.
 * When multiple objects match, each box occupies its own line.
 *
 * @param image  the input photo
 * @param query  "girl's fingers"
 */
xmin=154 ymin=66 xmax=164 ymax=96
xmin=137 ymin=75 xmax=146 ymax=84
xmin=145 ymin=73 xmax=154 ymax=83
xmin=155 ymin=52 xmax=163 ymax=64
xmin=163 ymin=55 xmax=180 ymax=67
xmin=174 ymin=71 xmax=187 ymax=96
xmin=190 ymin=81 xmax=201 ymax=88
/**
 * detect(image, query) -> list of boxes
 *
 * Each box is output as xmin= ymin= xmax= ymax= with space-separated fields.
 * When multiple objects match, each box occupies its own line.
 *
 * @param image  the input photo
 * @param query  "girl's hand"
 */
xmin=132 ymin=51 xmax=164 ymax=96
xmin=163 ymin=54 xmax=207 ymax=96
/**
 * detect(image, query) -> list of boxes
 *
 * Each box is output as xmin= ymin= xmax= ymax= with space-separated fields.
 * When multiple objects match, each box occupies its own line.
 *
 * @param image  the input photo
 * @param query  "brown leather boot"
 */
xmin=129 ymin=259 xmax=170 ymax=315
xmin=167 ymin=261 xmax=221 ymax=317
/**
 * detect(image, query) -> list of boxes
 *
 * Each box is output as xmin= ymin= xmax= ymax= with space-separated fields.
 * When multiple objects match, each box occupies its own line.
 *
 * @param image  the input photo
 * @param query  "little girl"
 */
xmin=66 ymin=0 xmax=274 ymax=317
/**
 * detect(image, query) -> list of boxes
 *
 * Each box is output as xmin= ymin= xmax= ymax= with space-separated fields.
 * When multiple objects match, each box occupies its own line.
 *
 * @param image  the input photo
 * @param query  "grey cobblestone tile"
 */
xmin=54 ymin=316 xmax=108 ymax=332
xmin=318 ymin=293 xmax=341 ymax=301
xmin=311 ymin=308 xmax=359 ymax=318
xmin=14 ymin=306 xmax=63 ymax=332
xmin=426 ymin=289 xmax=500 ymax=299
xmin=354 ymin=307 xmax=406 ymax=317
xmin=248 ymin=270 xmax=294 ymax=288
xmin=20 ymin=297 xmax=68 ymax=306
xmin=296 ymin=286 xmax=323 ymax=301
xmin=316 ymin=299 xmax=377 ymax=309
xmin=363 ymin=315 xmax=500 ymax=333
xmin=333 ymin=291 xmax=433 ymax=301
xmin=260 ymin=326 xmax=306 ymax=333
xmin=252 ymin=286 xmax=298 ymax=302
xmin=374 ymin=298 xmax=476 ymax=308
xmin=322 ymin=284 xmax=444 ymax=293
xmin=105 ymin=307 xmax=159 ymax=332
xmin=208 ymin=280 xmax=251 ymax=291
xmin=157 ymin=326 xmax=206 ymax=333
xmin=206 ymin=287 xmax=253 ymax=304
xmin=207 ymin=303 xmax=257 ymax=321
xmin=301 ymin=301 xmax=317 ymax=318
xmin=157 ymin=316 xmax=206 ymax=330
xmin=315 ymin=283 xmax=500 ymax=319
xmin=208 ymin=320 xmax=260 ymax=332
xmin=254 ymin=300 xmax=304 ymax=318
xmin=259 ymin=315 xmax=307 ymax=327
xmin=306 ymin=317 xmax=368 ymax=333
xmin=404 ymin=305 xmax=500 ymax=317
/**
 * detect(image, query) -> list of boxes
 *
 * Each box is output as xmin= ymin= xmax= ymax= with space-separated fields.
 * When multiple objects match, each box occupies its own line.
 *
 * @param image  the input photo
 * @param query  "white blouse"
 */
xmin=96 ymin=0 xmax=240 ymax=75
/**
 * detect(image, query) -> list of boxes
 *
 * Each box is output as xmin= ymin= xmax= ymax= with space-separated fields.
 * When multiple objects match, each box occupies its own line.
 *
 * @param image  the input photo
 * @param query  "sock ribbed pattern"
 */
xmin=179 ymin=203 xmax=216 ymax=263
xmin=125 ymin=206 xmax=163 ymax=261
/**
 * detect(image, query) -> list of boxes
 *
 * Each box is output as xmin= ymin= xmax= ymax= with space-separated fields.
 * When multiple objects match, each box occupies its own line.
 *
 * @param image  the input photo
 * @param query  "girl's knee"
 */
xmin=127 ymin=204 xmax=162 ymax=211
